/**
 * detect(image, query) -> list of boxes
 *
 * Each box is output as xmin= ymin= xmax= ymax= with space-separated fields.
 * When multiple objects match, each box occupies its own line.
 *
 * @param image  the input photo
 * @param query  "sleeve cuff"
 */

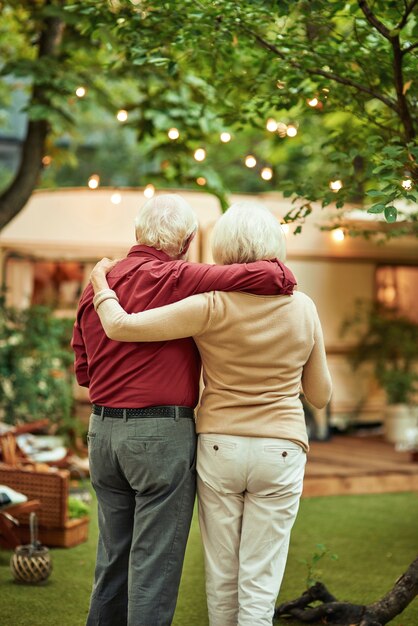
xmin=93 ymin=289 xmax=119 ymax=311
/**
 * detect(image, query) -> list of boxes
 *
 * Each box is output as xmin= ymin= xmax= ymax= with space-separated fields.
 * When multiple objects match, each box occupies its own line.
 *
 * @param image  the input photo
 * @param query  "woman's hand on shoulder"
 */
xmin=90 ymin=258 xmax=120 ymax=292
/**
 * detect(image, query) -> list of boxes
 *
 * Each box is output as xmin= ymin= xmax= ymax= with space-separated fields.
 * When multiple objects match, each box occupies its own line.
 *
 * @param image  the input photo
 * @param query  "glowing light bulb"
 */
xmin=116 ymin=109 xmax=128 ymax=122
xmin=331 ymin=228 xmax=345 ymax=242
xmin=401 ymin=178 xmax=413 ymax=190
xmin=168 ymin=127 xmax=179 ymax=140
xmin=196 ymin=177 xmax=207 ymax=186
xmin=75 ymin=86 xmax=86 ymax=98
xmin=266 ymin=118 xmax=278 ymax=132
xmin=88 ymin=175 xmax=100 ymax=189
xmin=245 ymin=155 xmax=257 ymax=168
xmin=281 ymin=224 xmax=290 ymax=235
xmin=261 ymin=167 xmax=273 ymax=181
xmin=307 ymin=97 xmax=319 ymax=107
xmin=220 ymin=132 xmax=231 ymax=143
xmin=111 ymin=192 xmax=122 ymax=204
xmin=286 ymin=125 xmax=298 ymax=137
xmin=143 ymin=184 xmax=155 ymax=198
xmin=329 ymin=179 xmax=343 ymax=192
xmin=194 ymin=148 xmax=206 ymax=162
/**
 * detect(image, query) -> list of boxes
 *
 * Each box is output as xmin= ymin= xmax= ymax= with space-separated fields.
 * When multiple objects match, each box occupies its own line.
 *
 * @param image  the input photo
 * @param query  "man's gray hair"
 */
xmin=135 ymin=194 xmax=198 ymax=257
xmin=211 ymin=201 xmax=287 ymax=265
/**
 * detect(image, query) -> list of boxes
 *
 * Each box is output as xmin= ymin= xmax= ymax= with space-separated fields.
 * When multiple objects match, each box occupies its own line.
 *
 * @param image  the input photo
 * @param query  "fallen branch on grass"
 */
xmin=274 ymin=555 xmax=418 ymax=625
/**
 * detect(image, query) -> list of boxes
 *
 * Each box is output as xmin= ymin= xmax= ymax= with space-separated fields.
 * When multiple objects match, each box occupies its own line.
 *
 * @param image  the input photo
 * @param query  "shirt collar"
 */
xmin=127 ymin=244 xmax=173 ymax=262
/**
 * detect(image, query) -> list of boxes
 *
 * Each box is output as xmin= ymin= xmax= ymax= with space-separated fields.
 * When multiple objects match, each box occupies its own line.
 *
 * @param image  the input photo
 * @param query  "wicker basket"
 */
xmin=10 ymin=512 xmax=53 ymax=582
xmin=0 ymin=464 xmax=69 ymax=528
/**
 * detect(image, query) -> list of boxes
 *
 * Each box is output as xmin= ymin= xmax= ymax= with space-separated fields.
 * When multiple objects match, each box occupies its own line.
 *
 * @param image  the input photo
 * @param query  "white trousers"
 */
xmin=197 ymin=434 xmax=306 ymax=626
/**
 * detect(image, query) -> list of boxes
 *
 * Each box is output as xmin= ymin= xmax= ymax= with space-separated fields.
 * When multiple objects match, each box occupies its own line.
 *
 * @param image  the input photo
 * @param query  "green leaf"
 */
xmin=368 ymin=203 xmax=385 ymax=214
xmin=372 ymin=165 xmax=389 ymax=174
xmin=384 ymin=206 xmax=398 ymax=223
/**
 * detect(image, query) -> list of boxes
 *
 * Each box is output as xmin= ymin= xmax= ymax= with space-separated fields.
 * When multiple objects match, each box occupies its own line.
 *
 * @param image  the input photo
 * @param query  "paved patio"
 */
xmin=303 ymin=434 xmax=418 ymax=497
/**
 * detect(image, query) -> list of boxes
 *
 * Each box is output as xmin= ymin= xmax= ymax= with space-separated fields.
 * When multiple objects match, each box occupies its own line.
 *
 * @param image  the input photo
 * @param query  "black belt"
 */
xmin=92 ymin=404 xmax=194 ymax=419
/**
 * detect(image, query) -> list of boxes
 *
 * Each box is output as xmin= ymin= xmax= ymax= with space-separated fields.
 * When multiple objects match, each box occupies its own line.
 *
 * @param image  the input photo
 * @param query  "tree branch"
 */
xmin=357 ymin=0 xmax=392 ymax=40
xmin=242 ymin=26 xmax=399 ymax=113
xmin=274 ymin=556 xmax=418 ymax=625
xmin=391 ymin=35 xmax=415 ymax=141
xmin=369 ymin=554 xmax=418 ymax=624
xmin=397 ymin=0 xmax=418 ymax=30
xmin=402 ymin=41 xmax=418 ymax=55
xmin=357 ymin=0 xmax=416 ymax=141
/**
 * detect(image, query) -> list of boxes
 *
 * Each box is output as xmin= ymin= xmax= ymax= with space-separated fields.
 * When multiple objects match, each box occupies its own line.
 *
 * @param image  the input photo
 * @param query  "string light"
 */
xmin=307 ymin=97 xmax=319 ymax=107
xmin=88 ymin=175 xmax=100 ymax=189
xmin=261 ymin=167 xmax=273 ymax=181
xmin=245 ymin=155 xmax=257 ymax=168
xmin=116 ymin=109 xmax=128 ymax=122
xmin=42 ymin=155 xmax=52 ymax=166
xmin=75 ymin=86 xmax=86 ymax=98
xmin=194 ymin=148 xmax=206 ymax=162
xmin=266 ymin=118 xmax=278 ymax=132
xmin=143 ymin=184 xmax=155 ymax=198
xmin=196 ymin=177 xmax=207 ymax=186
xmin=329 ymin=179 xmax=343 ymax=192
xmin=111 ymin=192 xmax=122 ymax=204
xmin=286 ymin=125 xmax=298 ymax=137
xmin=220 ymin=132 xmax=231 ymax=143
xmin=168 ymin=127 xmax=179 ymax=140
xmin=331 ymin=228 xmax=345 ymax=242
xmin=401 ymin=178 xmax=413 ymax=190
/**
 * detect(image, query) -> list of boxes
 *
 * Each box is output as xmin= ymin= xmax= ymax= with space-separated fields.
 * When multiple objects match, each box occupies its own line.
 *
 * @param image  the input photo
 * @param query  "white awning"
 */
xmin=0 ymin=187 xmax=417 ymax=262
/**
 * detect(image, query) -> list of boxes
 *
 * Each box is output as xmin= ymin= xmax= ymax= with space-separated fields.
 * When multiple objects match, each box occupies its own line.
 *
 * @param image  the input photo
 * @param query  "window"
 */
xmin=375 ymin=265 xmax=418 ymax=323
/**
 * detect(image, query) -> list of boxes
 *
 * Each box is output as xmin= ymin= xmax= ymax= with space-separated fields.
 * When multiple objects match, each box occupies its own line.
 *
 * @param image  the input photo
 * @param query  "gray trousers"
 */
xmin=86 ymin=413 xmax=197 ymax=626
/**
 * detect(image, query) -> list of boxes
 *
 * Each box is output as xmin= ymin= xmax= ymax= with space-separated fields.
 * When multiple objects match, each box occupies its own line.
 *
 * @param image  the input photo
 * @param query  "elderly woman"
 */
xmin=90 ymin=202 xmax=332 ymax=626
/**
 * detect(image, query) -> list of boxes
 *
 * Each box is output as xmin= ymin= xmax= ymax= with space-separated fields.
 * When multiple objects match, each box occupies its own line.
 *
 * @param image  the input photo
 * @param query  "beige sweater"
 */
xmin=94 ymin=290 xmax=332 ymax=451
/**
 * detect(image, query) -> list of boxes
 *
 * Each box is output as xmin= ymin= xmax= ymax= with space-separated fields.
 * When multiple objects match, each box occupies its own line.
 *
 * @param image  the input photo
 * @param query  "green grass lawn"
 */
xmin=1 ymin=492 xmax=417 ymax=626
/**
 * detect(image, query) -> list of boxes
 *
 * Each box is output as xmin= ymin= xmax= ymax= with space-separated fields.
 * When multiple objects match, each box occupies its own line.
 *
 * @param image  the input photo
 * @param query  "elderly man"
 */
xmin=72 ymin=194 xmax=296 ymax=626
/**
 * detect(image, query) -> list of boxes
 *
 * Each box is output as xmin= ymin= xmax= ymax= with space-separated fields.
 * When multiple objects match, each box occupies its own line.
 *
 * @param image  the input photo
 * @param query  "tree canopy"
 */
xmin=0 ymin=0 xmax=417 ymax=235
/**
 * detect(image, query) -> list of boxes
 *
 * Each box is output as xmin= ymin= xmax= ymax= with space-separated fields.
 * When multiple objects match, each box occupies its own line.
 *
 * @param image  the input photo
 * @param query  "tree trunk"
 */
xmin=0 ymin=6 xmax=64 ymax=231
xmin=0 ymin=120 xmax=48 ymax=230
xmin=274 ymin=555 xmax=418 ymax=625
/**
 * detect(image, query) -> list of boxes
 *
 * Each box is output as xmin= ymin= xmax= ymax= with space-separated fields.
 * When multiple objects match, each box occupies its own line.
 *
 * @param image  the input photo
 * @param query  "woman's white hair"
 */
xmin=135 ymin=194 xmax=198 ymax=257
xmin=211 ymin=201 xmax=287 ymax=264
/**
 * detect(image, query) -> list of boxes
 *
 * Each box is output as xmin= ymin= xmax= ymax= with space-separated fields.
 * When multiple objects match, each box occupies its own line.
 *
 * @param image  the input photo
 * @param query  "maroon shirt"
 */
xmin=71 ymin=245 xmax=296 ymax=408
